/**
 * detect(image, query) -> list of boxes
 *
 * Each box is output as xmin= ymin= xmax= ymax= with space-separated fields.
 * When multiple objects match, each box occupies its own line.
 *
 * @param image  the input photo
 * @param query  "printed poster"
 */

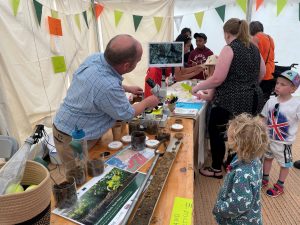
xmin=53 ymin=166 xmax=145 ymax=225
xmin=105 ymin=146 xmax=155 ymax=173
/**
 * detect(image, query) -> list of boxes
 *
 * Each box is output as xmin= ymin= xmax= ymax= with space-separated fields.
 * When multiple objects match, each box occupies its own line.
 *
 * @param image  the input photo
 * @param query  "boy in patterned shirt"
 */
xmin=213 ymin=114 xmax=268 ymax=224
xmin=260 ymin=70 xmax=300 ymax=197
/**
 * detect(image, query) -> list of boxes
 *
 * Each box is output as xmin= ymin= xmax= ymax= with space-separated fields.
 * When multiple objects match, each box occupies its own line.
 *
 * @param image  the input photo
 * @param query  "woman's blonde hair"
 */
xmin=227 ymin=113 xmax=269 ymax=162
xmin=223 ymin=18 xmax=250 ymax=48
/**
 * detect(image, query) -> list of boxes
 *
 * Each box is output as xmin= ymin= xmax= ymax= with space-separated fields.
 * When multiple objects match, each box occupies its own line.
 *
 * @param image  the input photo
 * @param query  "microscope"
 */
xmin=143 ymin=68 xmax=170 ymax=127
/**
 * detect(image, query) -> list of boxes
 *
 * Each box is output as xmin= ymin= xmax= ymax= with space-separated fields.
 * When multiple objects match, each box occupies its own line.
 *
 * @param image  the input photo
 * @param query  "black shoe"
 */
xmin=294 ymin=160 xmax=300 ymax=169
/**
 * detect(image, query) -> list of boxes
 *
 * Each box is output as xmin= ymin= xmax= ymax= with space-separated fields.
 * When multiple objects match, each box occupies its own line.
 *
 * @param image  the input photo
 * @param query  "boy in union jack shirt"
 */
xmin=261 ymin=70 xmax=300 ymax=197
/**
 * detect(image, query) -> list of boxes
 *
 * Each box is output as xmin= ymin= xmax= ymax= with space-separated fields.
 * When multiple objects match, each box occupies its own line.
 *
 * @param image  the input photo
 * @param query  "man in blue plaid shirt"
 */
xmin=53 ymin=34 xmax=159 ymax=164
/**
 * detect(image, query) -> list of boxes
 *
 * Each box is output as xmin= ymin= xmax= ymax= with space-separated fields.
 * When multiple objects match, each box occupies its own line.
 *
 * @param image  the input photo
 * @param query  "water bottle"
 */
xmin=66 ymin=126 xmax=88 ymax=186
xmin=71 ymin=126 xmax=87 ymax=161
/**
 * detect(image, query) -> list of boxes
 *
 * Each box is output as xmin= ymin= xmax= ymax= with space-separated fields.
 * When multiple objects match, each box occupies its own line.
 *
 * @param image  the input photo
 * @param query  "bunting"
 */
xmin=256 ymin=0 xmax=264 ymax=11
xmin=83 ymin=11 xmax=89 ymax=28
xmin=277 ymin=0 xmax=287 ymax=16
xmin=236 ymin=0 xmax=247 ymax=14
xmin=215 ymin=5 xmax=226 ymax=22
xmin=114 ymin=10 xmax=123 ymax=27
xmin=133 ymin=15 xmax=143 ymax=31
xmin=74 ymin=14 xmax=81 ymax=32
xmin=33 ymin=0 xmax=43 ymax=26
xmin=10 ymin=0 xmax=20 ymax=16
xmin=94 ymin=3 xmax=104 ymax=19
xmin=174 ymin=16 xmax=183 ymax=32
xmin=154 ymin=17 xmax=163 ymax=33
xmin=194 ymin=12 xmax=204 ymax=28
xmin=299 ymin=3 xmax=300 ymax=21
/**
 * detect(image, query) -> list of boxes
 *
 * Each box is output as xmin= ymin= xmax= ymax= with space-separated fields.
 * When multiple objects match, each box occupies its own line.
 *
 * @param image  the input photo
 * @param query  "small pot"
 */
xmin=52 ymin=177 xmax=77 ymax=209
xmin=131 ymin=131 xmax=146 ymax=151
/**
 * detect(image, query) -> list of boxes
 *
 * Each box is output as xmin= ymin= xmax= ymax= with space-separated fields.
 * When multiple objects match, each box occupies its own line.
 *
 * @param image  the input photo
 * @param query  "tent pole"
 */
xmin=91 ymin=0 xmax=101 ymax=52
xmin=246 ymin=0 xmax=253 ymax=22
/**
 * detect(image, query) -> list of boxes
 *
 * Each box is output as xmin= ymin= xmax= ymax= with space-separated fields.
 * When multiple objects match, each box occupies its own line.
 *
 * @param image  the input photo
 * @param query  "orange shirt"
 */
xmin=254 ymin=33 xmax=275 ymax=80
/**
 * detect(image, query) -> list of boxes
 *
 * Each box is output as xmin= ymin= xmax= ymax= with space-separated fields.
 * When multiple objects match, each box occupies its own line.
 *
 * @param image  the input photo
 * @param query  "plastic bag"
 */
xmin=0 ymin=137 xmax=34 ymax=195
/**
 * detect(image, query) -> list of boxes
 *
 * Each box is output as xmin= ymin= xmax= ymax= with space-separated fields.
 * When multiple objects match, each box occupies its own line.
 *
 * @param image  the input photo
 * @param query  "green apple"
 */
xmin=5 ymin=183 xmax=24 ymax=194
xmin=25 ymin=184 xmax=38 ymax=192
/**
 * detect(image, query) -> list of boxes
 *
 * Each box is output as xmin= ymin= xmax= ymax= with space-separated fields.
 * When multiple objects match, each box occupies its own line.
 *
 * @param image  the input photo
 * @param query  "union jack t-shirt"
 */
xmin=261 ymin=96 xmax=300 ymax=144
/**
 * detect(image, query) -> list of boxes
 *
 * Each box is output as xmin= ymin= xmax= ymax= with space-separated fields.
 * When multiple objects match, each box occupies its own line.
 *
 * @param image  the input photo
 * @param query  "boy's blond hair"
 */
xmin=227 ymin=113 xmax=269 ymax=162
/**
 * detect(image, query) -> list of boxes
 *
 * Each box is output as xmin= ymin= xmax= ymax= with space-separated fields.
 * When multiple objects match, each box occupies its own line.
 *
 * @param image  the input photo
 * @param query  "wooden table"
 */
xmin=50 ymin=117 xmax=194 ymax=225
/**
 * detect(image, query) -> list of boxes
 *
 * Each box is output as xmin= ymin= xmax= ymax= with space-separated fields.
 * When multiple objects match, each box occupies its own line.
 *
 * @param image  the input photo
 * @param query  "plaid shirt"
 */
xmin=54 ymin=53 xmax=135 ymax=140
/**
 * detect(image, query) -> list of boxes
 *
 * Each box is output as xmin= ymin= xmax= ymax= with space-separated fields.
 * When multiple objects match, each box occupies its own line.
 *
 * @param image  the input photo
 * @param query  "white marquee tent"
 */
xmin=0 ymin=0 xmax=299 ymax=142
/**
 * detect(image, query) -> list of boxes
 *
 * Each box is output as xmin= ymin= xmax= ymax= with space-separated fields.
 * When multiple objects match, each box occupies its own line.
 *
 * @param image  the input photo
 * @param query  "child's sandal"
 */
xmin=262 ymin=179 xmax=269 ymax=188
xmin=266 ymin=183 xmax=284 ymax=197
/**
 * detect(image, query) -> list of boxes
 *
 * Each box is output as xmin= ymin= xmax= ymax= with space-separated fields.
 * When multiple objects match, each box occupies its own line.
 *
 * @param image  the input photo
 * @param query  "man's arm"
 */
xmin=123 ymin=85 xmax=143 ymax=95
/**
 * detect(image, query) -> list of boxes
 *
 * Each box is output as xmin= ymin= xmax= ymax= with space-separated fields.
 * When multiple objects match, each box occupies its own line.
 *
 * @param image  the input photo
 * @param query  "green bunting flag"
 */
xmin=133 ymin=15 xmax=143 ymax=31
xmin=114 ymin=10 xmax=123 ymax=27
xmin=194 ymin=12 xmax=204 ymax=28
xmin=277 ymin=0 xmax=287 ymax=16
xmin=154 ymin=17 xmax=163 ymax=33
xmin=33 ymin=0 xmax=43 ymax=26
xmin=236 ymin=0 xmax=247 ymax=14
xmin=10 ymin=0 xmax=20 ymax=16
xmin=74 ymin=14 xmax=81 ymax=32
xmin=83 ymin=11 xmax=89 ymax=28
xmin=299 ymin=3 xmax=300 ymax=21
xmin=215 ymin=5 xmax=226 ymax=22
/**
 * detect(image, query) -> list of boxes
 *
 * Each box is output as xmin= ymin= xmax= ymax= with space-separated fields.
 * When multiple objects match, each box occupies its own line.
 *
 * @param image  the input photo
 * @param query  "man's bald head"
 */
xmin=104 ymin=34 xmax=142 ymax=67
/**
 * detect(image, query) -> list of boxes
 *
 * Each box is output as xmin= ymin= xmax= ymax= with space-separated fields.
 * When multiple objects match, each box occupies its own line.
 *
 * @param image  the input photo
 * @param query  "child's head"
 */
xmin=203 ymin=55 xmax=218 ymax=79
xmin=194 ymin=33 xmax=207 ymax=49
xmin=227 ymin=113 xmax=269 ymax=162
xmin=275 ymin=70 xmax=300 ymax=97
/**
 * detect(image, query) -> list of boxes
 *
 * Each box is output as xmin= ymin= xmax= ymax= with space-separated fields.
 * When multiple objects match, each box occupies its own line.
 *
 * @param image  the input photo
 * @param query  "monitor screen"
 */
xmin=148 ymin=42 xmax=184 ymax=67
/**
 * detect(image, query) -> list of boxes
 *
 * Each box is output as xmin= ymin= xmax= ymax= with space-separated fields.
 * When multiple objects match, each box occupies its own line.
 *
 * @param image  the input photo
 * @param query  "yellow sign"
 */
xmin=170 ymin=197 xmax=193 ymax=225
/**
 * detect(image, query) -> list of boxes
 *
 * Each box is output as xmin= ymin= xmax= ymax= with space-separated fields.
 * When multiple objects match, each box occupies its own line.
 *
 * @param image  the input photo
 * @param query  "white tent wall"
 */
xmin=0 ymin=0 xmax=98 ymax=142
xmin=98 ymin=0 xmax=174 ymax=87
xmin=175 ymin=0 xmax=300 ymax=66
xmin=1 ymin=0 xmax=300 ymax=143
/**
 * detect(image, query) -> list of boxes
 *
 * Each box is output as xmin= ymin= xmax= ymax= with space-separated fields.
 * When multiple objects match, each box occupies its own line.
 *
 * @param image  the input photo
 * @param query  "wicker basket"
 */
xmin=0 ymin=160 xmax=51 ymax=225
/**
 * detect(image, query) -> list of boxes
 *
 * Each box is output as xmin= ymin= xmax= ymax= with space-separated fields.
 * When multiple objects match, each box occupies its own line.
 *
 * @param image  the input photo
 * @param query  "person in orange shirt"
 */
xmin=250 ymin=21 xmax=275 ymax=103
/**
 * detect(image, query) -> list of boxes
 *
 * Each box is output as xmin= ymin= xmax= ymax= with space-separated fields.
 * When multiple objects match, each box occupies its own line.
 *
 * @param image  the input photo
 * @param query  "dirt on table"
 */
xmin=130 ymin=151 xmax=176 ymax=225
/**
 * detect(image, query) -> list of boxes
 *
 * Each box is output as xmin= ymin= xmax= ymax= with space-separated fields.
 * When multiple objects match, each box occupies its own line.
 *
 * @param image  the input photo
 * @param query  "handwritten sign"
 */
xmin=169 ymin=197 xmax=193 ymax=225
xmin=48 ymin=16 xmax=62 ymax=36
xmin=51 ymin=56 xmax=66 ymax=73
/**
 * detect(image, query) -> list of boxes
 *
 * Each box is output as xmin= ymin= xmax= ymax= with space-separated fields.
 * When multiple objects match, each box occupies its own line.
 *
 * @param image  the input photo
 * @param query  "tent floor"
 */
xmin=195 ymin=124 xmax=300 ymax=225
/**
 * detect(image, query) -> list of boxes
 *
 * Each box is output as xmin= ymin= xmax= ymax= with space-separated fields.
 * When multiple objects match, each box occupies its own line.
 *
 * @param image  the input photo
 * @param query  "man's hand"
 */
xmin=143 ymin=95 xmax=160 ymax=108
xmin=124 ymin=85 xmax=143 ymax=95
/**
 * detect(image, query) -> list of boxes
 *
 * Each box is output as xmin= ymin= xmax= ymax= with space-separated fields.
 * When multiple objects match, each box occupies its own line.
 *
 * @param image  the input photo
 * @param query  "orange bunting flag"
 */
xmin=48 ymin=16 xmax=63 ymax=36
xmin=256 ymin=0 xmax=264 ymax=11
xmin=94 ymin=3 xmax=104 ymax=19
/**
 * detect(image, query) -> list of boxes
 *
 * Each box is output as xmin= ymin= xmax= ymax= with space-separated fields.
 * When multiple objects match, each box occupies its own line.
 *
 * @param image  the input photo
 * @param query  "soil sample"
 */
xmin=145 ymin=120 xmax=159 ymax=135
xmin=131 ymin=131 xmax=146 ymax=151
xmin=87 ymin=159 xmax=104 ymax=177
xmin=131 ymin=152 xmax=176 ymax=225
xmin=53 ymin=177 xmax=77 ymax=209
xmin=155 ymin=132 xmax=170 ymax=142
xmin=128 ymin=119 xmax=140 ymax=134
xmin=65 ymin=161 xmax=86 ymax=186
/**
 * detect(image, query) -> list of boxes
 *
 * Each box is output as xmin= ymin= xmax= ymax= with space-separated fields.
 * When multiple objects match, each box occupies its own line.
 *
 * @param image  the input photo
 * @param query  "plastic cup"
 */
xmin=52 ymin=176 xmax=77 ymax=209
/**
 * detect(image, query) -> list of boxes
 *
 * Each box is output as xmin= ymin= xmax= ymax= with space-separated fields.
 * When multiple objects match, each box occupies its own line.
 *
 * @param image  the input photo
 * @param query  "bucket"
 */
xmin=0 ymin=160 xmax=51 ymax=225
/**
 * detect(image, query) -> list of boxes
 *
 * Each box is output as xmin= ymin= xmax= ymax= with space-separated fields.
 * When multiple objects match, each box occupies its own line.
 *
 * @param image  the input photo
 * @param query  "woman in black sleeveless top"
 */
xmin=192 ymin=18 xmax=266 ymax=178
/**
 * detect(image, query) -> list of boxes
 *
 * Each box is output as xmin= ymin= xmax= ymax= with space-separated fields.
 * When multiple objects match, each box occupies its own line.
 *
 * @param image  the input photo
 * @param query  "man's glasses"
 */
xmin=274 ymin=103 xmax=280 ymax=117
